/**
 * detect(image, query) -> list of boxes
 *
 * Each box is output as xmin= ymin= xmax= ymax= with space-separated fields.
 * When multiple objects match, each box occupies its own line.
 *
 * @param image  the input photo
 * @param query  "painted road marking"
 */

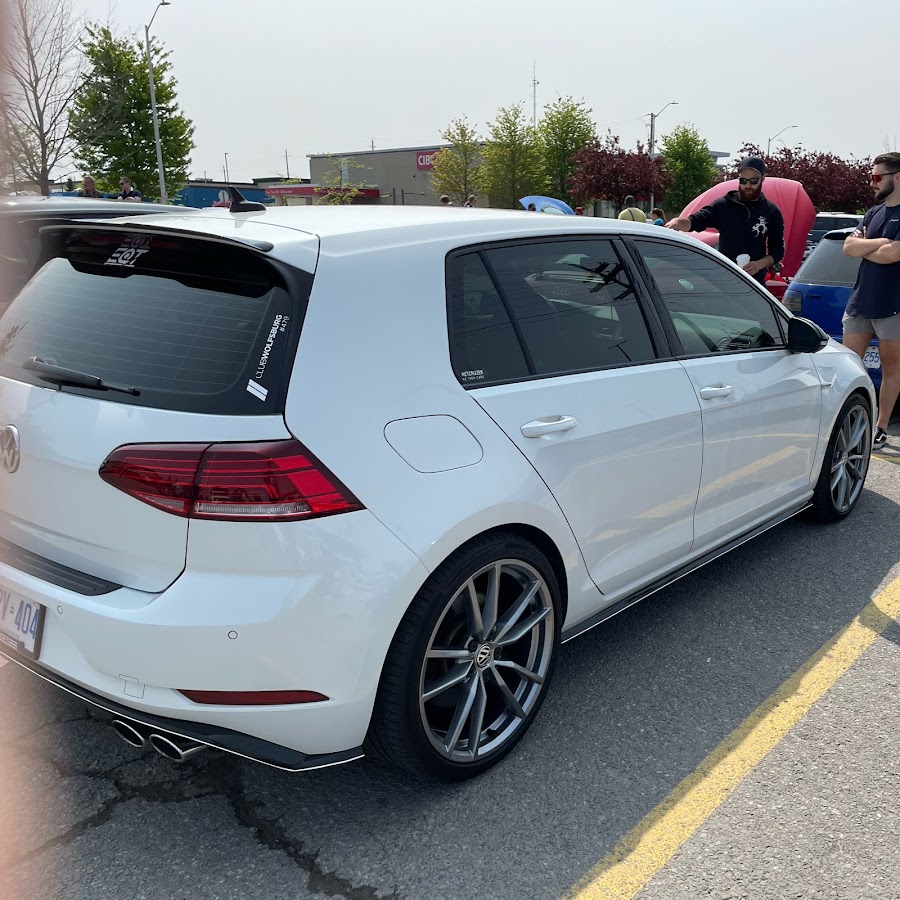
xmin=873 ymin=452 xmax=900 ymax=466
xmin=565 ymin=575 xmax=900 ymax=900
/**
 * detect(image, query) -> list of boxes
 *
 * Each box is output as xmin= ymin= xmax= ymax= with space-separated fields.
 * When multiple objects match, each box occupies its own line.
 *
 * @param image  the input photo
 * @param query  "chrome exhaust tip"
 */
xmin=111 ymin=718 xmax=148 ymax=748
xmin=148 ymin=732 xmax=206 ymax=762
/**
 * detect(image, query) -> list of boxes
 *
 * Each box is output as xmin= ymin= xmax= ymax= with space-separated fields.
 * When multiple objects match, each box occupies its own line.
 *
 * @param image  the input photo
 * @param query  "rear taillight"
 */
xmin=782 ymin=289 xmax=803 ymax=312
xmin=178 ymin=689 xmax=328 ymax=705
xmin=100 ymin=440 xmax=363 ymax=522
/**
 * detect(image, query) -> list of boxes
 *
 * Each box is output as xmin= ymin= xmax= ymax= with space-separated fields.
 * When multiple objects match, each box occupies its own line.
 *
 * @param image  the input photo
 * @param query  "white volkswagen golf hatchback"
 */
xmin=0 ymin=205 xmax=874 ymax=781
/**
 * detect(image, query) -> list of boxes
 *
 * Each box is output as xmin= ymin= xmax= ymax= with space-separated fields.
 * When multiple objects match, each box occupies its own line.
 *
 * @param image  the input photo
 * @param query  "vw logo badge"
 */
xmin=475 ymin=644 xmax=493 ymax=669
xmin=0 ymin=425 xmax=20 ymax=474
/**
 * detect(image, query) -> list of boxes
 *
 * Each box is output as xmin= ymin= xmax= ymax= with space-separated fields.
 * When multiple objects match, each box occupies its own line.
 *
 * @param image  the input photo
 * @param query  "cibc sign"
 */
xmin=416 ymin=150 xmax=439 ymax=170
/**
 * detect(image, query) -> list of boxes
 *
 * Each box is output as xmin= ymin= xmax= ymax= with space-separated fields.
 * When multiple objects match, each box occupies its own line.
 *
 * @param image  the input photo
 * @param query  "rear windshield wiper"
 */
xmin=23 ymin=357 xmax=140 ymax=396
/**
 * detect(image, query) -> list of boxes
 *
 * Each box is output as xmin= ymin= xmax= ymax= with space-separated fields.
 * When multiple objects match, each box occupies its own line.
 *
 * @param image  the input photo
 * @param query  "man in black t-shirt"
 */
xmin=115 ymin=177 xmax=143 ymax=202
xmin=843 ymin=151 xmax=900 ymax=449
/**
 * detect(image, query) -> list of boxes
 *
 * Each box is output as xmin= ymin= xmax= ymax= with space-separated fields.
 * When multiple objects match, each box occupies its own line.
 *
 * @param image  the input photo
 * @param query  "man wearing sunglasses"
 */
xmin=665 ymin=156 xmax=785 ymax=285
xmin=115 ymin=176 xmax=143 ymax=203
xmin=842 ymin=152 xmax=900 ymax=449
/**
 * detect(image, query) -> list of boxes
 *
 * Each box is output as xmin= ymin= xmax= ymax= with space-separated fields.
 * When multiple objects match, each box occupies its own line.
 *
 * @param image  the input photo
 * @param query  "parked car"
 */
xmin=0 ymin=208 xmax=875 ymax=782
xmin=0 ymin=196 xmax=194 ymax=314
xmin=808 ymin=212 xmax=863 ymax=246
xmin=783 ymin=228 xmax=880 ymax=386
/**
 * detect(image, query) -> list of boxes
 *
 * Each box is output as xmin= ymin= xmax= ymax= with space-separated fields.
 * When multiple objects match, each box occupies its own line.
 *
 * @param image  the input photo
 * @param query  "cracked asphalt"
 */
xmin=2 ymin=454 xmax=900 ymax=900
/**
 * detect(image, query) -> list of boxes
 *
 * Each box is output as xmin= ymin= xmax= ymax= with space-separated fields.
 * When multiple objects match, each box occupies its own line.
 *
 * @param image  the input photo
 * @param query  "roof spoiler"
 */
xmin=228 ymin=185 xmax=267 ymax=214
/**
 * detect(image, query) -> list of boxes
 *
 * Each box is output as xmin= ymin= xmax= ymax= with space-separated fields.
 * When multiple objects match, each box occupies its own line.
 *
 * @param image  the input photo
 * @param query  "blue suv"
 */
xmin=784 ymin=228 xmax=881 ymax=387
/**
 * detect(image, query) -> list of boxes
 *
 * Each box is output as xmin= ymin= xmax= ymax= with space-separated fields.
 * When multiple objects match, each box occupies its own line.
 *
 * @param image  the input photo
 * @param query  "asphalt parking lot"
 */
xmin=2 ymin=448 xmax=900 ymax=900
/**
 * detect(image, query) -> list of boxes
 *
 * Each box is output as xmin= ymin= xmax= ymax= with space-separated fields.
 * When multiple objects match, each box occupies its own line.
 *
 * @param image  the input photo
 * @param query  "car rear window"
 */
xmin=0 ymin=229 xmax=310 ymax=415
xmin=813 ymin=215 xmax=860 ymax=231
xmin=794 ymin=233 xmax=861 ymax=288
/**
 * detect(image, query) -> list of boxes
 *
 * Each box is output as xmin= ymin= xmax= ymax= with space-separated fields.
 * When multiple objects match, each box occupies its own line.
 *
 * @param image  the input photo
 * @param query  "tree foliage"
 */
xmin=69 ymin=25 xmax=194 ymax=200
xmin=659 ymin=124 xmax=718 ymax=212
xmin=2 ymin=0 xmax=82 ymax=195
xmin=729 ymin=143 xmax=872 ymax=213
xmin=479 ymin=104 xmax=547 ymax=209
xmin=315 ymin=155 xmax=370 ymax=204
xmin=431 ymin=117 xmax=481 ymax=205
xmin=568 ymin=132 xmax=671 ymax=209
xmin=537 ymin=96 xmax=596 ymax=205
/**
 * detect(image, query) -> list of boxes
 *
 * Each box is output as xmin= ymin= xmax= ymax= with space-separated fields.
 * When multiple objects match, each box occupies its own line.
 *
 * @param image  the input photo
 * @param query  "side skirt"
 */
xmin=561 ymin=501 xmax=811 ymax=644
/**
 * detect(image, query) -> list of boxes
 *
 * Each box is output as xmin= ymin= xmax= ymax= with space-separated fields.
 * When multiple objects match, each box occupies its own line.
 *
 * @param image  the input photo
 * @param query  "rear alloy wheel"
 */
xmin=811 ymin=394 xmax=871 ymax=521
xmin=367 ymin=533 xmax=560 ymax=781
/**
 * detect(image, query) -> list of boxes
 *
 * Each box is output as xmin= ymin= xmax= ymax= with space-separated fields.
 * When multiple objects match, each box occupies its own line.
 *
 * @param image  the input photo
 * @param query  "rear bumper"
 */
xmin=0 ymin=647 xmax=362 ymax=772
xmin=0 ymin=510 xmax=430 ymax=760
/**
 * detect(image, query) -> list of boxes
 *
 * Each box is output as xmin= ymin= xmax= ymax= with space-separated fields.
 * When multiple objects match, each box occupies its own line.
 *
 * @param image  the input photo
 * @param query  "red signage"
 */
xmin=416 ymin=150 xmax=439 ymax=170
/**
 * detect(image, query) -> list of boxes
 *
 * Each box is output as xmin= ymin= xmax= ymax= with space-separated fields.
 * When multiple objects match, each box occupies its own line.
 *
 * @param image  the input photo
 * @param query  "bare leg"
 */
xmin=842 ymin=332 xmax=875 ymax=359
xmin=875 ymin=338 xmax=900 ymax=430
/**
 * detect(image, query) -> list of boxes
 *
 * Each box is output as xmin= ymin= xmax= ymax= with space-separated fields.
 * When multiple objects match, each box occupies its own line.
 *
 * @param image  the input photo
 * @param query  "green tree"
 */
xmin=315 ymin=155 xmax=370 ymax=204
xmin=537 ymin=96 xmax=596 ymax=205
xmin=659 ymin=124 xmax=718 ymax=212
xmin=69 ymin=25 xmax=194 ymax=200
xmin=431 ymin=117 xmax=481 ymax=205
xmin=480 ymin=104 xmax=547 ymax=209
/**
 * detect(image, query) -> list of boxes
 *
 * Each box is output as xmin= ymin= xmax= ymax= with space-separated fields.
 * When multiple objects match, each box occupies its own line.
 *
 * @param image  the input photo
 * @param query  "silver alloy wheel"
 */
xmin=418 ymin=559 xmax=555 ymax=763
xmin=830 ymin=405 xmax=871 ymax=513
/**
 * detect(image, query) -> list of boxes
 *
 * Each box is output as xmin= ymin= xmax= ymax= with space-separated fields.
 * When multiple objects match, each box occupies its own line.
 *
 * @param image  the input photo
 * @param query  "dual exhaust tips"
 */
xmin=111 ymin=718 xmax=206 ymax=762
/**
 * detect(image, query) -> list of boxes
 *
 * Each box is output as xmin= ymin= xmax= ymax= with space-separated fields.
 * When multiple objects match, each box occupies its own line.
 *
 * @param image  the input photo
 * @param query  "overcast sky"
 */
xmin=74 ymin=0 xmax=890 ymax=185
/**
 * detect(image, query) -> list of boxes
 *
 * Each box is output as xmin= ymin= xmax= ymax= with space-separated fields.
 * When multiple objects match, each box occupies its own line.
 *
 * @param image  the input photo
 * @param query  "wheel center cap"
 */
xmin=475 ymin=643 xmax=493 ymax=669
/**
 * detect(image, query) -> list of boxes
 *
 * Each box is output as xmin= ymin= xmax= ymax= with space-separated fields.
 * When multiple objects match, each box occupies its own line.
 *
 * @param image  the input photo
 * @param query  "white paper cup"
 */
xmin=736 ymin=254 xmax=751 ymax=268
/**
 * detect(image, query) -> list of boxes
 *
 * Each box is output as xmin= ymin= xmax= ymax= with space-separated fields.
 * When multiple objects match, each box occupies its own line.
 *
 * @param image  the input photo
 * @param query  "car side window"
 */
xmin=633 ymin=239 xmax=785 ymax=355
xmin=447 ymin=252 xmax=530 ymax=386
xmin=482 ymin=239 xmax=657 ymax=376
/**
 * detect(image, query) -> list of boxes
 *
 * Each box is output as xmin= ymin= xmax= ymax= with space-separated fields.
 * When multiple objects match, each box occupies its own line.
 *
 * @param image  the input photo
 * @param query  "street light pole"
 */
xmin=767 ymin=124 xmax=798 ymax=156
xmin=224 ymin=153 xmax=229 ymax=182
xmin=648 ymin=100 xmax=677 ymax=210
xmin=145 ymin=0 xmax=170 ymax=203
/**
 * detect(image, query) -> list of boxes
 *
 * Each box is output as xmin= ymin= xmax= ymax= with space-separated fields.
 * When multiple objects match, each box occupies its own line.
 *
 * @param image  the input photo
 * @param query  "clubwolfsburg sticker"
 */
xmin=247 ymin=313 xmax=287 ymax=400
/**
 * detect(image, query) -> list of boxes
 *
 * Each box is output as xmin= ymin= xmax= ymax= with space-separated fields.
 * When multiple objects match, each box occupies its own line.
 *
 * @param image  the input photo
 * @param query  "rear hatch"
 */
xmin=784 ymin=229 xmax=859 ymax=335
xmin=0 ymin=225 xmax=315 ymax=592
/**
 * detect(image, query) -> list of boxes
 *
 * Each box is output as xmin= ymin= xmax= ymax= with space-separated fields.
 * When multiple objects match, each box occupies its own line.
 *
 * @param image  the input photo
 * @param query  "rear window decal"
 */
xmin=104 ymin=234 xmax=151 ymax=268
xmin=246 ymin=380 xmax=268 ymax=401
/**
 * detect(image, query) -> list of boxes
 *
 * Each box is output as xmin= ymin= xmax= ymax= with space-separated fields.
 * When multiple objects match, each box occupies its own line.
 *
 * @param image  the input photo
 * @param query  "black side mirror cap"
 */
xmin=788 ymin=316 xmax=829 ymax=353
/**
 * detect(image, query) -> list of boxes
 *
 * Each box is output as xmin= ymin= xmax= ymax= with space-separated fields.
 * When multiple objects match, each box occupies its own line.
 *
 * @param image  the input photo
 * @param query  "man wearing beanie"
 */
xmin=665 ymin=157 xmax=785 ymax=284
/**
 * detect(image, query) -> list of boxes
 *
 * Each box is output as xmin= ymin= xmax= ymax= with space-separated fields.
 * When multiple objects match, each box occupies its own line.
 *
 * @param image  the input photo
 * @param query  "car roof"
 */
xmin=103 ymin=206 xmax=709 ymax=255
xmin=0 ymin=196 xmax=192 ymax=216
xmin=814 ymin=211 xmax=861 ymax=218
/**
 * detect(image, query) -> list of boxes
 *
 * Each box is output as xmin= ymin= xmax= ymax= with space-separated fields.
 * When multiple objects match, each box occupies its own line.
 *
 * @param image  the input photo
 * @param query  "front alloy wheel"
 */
xmin=812 ymin=394 xmax=871 ymax=521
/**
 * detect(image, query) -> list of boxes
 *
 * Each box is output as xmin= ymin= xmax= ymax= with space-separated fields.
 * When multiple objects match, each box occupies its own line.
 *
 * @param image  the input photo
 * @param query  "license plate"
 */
xmin=0 ymin=585 xmax=44 ymax=658
xmin=863 ymin=347 xmax=881 ymax=369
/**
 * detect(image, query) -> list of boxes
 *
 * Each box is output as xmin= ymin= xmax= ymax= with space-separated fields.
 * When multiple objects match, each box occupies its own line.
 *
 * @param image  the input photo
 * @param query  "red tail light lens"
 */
xmin=100 ymin=440 xmax=363 ymax=522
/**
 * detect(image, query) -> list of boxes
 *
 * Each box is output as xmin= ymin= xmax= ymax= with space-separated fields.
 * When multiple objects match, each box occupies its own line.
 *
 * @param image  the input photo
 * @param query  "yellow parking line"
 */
xmin=565 ymin=576 xmax=900 ymax=900
xmin=873 ymin=452 xmax=900 ymax=465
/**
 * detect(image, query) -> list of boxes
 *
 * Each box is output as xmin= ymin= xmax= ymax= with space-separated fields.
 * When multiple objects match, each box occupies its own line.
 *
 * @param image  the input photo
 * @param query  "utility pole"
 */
xmin=284 ymin=149 xmax=290 ymax=179
xmin=531 ymin=60 xmax=539 ymax=126
xmin=224 ymin=152 xmax=229 ymax=182
xmin=648 ymin=101 xmax=678 ymax=210
xmin=371 ymin=138 xmax=375 ymax=151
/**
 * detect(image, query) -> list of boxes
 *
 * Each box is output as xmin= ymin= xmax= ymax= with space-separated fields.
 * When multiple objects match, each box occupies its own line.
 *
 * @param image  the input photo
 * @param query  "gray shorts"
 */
xmin=842 ymin=311 xmax=900 ymax=340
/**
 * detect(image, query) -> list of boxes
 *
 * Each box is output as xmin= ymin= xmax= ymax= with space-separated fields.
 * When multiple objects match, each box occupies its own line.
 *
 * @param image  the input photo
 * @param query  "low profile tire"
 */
xmin=811 ymin=393 xmax=871 ymax=522
xmin=366 ymin=532 xmax=561 ymax=782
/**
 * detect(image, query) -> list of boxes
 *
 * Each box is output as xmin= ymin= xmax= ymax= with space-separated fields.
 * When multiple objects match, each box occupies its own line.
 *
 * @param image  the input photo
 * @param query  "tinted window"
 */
xmin=0 ymin=230 xmax=306 ymax=415
xmin=483 ymin=240 xmax=657 ymax=375
xmin=447 ymin=252 xmax=529 ymax=386
xmin=795 ymin=234 xmax=861 ymax=288
xmin=635 ymin=240 xmax=784 ymax=354
xmin=814 ymin=216 xmax=860 ymax=232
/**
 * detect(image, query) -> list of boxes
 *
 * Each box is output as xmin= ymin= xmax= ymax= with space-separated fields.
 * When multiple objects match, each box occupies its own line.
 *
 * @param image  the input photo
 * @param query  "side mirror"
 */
xmin=788 ymin=316 xmax=829 ymax=353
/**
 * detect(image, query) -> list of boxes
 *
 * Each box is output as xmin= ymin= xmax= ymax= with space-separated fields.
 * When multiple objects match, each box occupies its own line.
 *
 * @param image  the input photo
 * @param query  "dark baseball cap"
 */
xmin=739 ymin=156 xmax=766 ymax=176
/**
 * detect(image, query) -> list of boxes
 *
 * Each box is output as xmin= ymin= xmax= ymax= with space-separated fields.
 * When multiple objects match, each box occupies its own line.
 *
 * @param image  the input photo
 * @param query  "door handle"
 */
xmin=520 ymin=416 xmax=577 ymax=438
xmin=698 ymin=384 xmax=734 ymax=400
